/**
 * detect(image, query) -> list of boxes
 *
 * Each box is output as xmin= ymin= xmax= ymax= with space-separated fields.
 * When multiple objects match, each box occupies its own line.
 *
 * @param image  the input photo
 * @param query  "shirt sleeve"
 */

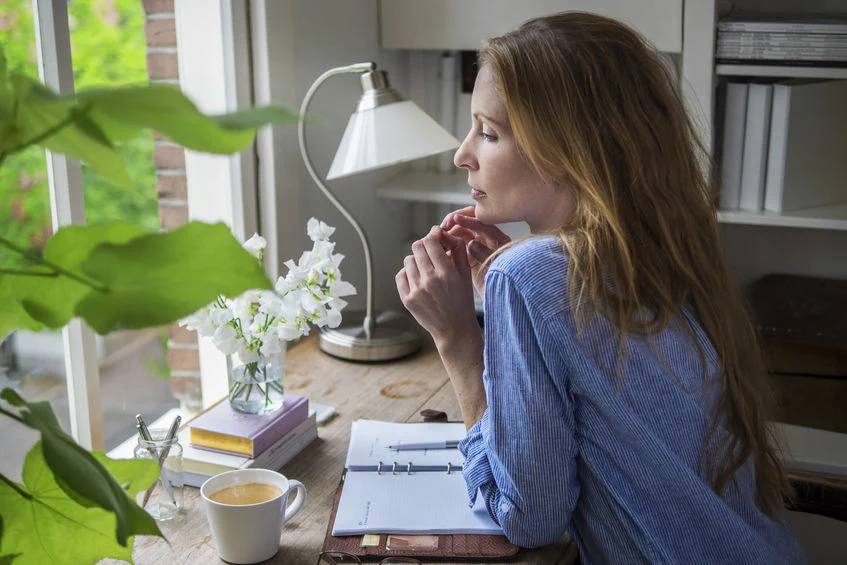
xmin=459 ymin=269 xmax=580 ymax=548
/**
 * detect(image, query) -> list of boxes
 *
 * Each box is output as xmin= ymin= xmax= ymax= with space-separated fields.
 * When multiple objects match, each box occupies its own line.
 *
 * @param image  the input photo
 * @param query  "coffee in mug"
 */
xmin=201 ymin=469 xmax=306 ymax=564
xmin=208 ymin=482 xmax=283 ymax=506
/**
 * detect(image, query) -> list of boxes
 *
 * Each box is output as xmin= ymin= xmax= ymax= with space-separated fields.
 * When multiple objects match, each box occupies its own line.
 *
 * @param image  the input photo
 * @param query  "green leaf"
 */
xmin=70 ymin=105 xmax=114 ymax=148
xmin=76 ymin=85 xmax=297 ymax=153
xmin=0 ymin=515 xmax=22 ymax=565
xmin=0 ymin=276 xmax=44 ymax=341
xmin=12 ymin=75 xmax=130 ymax=188
xmin=0 ymin=390 xmax=162 ymax=548
xmin=0 ymin=443 xmax=159 ymax=565
xmin=0 ymin=224 xmax=147 ymax=337
xmin=76 ymin=222 xmax=272 ymax=333
xmin=212 ymin=105 xmax=299 ymax=130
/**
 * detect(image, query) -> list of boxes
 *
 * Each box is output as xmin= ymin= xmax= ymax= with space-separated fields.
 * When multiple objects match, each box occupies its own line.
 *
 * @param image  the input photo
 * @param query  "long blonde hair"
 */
xmin=480 ymin=11 xmax=789 ymax=517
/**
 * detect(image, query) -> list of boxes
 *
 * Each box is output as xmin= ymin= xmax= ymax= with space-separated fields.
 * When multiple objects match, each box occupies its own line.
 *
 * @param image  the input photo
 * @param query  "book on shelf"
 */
xmin=332 ymin=419 xmax=501 ymax=536
xmin=716 ymin=46 xmax=847 ymax=60
xmin=718 ymin=16 xmax=847 ymax=35
xmin=739 ymin=83 xmax=774 ymax=212
xmin=182 ymin=412 xmax=318 ymax=488
xmin=765 ymin=80 xmax=847 ymax=213
xmin=718 ymin=32 xmax=847 ymax=48
xmin=718 ymin=82 xmax=749 ymax=210
xmin=189 ymin=394 xmax=309 ymax=457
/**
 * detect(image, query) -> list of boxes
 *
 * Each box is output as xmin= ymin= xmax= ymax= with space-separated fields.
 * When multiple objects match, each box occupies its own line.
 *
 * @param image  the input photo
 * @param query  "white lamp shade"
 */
xmin=326 ymin=100 xmax=460 ymax=180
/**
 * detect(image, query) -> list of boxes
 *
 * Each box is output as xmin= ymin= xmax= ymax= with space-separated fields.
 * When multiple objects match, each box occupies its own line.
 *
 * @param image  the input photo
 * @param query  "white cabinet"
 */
xmin=379 ymin=0 xmax=683 ymax=53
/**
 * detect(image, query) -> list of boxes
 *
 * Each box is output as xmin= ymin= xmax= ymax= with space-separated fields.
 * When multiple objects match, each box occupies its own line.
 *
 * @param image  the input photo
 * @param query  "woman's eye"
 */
xmin=478 ymin=131 xmax=497 ymax=142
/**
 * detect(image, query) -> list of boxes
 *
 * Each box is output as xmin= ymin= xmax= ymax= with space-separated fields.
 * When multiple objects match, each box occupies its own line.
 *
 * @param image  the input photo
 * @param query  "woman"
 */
xmin=395 ymin=11 xmax=805 ymax=564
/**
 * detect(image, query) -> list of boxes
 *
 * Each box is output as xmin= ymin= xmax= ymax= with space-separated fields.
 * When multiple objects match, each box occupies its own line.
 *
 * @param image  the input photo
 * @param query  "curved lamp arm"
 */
xmin=297 ymin=62 xmax=376 ymax=340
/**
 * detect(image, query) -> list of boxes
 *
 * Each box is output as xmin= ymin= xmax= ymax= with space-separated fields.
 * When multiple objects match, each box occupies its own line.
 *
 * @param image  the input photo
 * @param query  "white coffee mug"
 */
xmin=201 ymin=468 xmax=307 ymax=564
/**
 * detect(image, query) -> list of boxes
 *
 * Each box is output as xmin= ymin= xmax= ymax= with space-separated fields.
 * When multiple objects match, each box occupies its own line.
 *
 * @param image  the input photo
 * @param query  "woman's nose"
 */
xmin=453 ymin=132 xmax=475 ymax=170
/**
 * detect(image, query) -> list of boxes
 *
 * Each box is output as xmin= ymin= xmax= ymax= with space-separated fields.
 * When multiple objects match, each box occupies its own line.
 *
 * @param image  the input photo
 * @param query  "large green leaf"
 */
xmin=0 ymin=224 xmax=146 ymax=338
xmin=77 ymin=85 xmax=298 ymax=153
xmin=0 ymin=278 xmax=43 ymax=341
xmin=12 ymin=75 xmax=130 ymax=188
xmin=0 ymin=442 xmax=159 ymax=565
xmin=76 ymin=222 xmax=272 ymax=333
xmin=0 ymin=389 xmax=162 ymax=548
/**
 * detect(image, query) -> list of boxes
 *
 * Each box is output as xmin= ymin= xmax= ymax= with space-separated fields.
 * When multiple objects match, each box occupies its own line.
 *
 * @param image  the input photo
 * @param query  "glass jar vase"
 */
xmin=133 ymin=428 xmax=183 ymax=521
xmin=227 ymin=345 xmax=286 ymax=414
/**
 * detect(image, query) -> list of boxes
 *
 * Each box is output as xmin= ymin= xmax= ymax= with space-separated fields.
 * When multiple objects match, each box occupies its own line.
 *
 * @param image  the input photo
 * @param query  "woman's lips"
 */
xmin=471 ymin=188 xmax=487 ymax=200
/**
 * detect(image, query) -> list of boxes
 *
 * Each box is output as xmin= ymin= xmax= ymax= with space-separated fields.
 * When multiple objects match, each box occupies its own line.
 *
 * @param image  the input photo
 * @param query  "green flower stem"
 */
xmin=0 ymin=236 xmax=109 ymax=293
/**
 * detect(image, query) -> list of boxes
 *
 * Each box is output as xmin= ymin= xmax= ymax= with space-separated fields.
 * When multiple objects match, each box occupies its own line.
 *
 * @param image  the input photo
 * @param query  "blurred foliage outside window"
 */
xmin=0 ymin=0 xmax=158 ymax=270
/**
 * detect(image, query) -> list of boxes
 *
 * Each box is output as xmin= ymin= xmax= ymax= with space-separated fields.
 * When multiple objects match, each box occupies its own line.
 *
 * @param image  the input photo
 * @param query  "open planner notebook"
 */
xmin=331 ymin=419 xmax=502 ymax=536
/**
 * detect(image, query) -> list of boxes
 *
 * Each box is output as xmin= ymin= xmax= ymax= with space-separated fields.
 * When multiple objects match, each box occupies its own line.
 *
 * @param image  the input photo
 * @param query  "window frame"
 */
xmin=29 ymin=0 xmax=259 ymax=448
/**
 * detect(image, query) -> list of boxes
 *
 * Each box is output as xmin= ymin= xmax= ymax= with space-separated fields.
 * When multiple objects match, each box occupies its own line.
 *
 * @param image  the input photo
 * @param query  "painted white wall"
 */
xmin=264 ymin=0 xmax=421 ymax=314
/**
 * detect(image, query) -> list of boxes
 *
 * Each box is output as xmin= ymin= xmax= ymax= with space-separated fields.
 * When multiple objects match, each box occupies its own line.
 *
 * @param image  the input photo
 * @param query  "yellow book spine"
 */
xmin=190 ymin=428 xmax=254 ymax=456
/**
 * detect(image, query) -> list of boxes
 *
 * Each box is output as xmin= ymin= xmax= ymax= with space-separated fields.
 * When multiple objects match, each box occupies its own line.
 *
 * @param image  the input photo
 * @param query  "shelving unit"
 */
xmin=716 ymin=64 xmax=847 ymax=80
xmin=718 ymin=203 xmax=847 ymax=231
xmin=376 ymin=171 xmax=471 ymax=206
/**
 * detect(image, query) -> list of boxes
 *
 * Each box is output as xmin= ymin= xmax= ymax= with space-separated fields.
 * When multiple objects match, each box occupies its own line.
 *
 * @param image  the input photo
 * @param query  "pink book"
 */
xmin=188 ymin=394 xmax=308 ymax=458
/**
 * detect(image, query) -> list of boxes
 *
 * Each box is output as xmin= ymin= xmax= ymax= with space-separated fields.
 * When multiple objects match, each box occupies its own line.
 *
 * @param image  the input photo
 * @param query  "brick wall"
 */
xmin=142 ymin=0 xmax=201 ymax=410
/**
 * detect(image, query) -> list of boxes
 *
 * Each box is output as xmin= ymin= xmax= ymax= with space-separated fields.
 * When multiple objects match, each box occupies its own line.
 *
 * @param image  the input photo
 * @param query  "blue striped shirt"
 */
xmin=459 ymin=236 xmax=805 ymax=564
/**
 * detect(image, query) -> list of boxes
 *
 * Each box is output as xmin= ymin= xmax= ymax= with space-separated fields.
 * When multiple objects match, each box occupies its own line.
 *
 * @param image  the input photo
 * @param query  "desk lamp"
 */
xmin=298 ymin=62 xmax=460 ymax=361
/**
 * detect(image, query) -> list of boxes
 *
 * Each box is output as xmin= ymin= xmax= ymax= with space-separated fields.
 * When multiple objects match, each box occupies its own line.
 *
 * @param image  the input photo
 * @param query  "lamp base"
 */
xmin=318 ymin=310 xmax=423 ymax=362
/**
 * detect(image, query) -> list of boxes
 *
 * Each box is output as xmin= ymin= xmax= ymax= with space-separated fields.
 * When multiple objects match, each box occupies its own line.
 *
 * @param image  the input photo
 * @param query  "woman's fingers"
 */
xmin=440 ymin=206 xmax=476 ymax=231
xmin=395 ymin=267 xmax=410 ymax=299
xmin=452 ymin=214 xmax=511 ymax=248
xmin=411 ymin=238 xmax=435 ymax=277
xmin=403 ymin=254 xmax=420 ymax=291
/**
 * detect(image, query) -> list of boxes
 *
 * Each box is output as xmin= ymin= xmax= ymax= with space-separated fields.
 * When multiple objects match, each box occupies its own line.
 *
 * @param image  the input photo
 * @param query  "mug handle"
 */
xmin=282 ymin=479 xmax=307 ymax=524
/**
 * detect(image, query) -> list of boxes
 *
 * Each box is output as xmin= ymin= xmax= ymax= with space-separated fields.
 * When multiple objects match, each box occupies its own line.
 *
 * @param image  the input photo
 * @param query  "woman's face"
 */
xmin=453 ymin=65 xmax=574 ymax=233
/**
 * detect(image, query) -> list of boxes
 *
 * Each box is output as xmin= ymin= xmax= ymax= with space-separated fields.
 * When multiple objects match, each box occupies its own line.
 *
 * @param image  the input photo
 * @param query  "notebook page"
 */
xmin=332 ymin=471 xmax=502 ymax=535
xmin=345 ymin=420 xmax=466 ymax=471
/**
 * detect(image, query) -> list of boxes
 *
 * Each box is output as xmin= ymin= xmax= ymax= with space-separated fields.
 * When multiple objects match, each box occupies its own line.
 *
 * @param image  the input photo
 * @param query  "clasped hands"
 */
xmin=395 ymin=206 xmax=511 ymax=347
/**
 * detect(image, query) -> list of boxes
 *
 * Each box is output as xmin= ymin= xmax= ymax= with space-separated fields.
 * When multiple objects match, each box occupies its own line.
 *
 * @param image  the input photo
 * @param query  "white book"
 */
xmin=739 ymin=83 xmax=774 ymax=212
xmin=765 ymin=80 xmax=847 ymax=213
xmin=333 ymin=419 xmax=501 ymax=536
xmin=181 ymin=412 xmax=317 ymax=487
xmin=719 ymin=82 xmax=749 ymax=210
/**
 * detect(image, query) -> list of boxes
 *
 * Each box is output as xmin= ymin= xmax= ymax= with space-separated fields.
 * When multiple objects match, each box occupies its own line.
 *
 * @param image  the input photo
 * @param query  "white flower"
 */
xmin=243 ymin=233 xmax=267 ymax=258
xmin=307 ymin=217 xmax=335 ymax=241
xmin=179 ymin=219 xmax=355 ymax=374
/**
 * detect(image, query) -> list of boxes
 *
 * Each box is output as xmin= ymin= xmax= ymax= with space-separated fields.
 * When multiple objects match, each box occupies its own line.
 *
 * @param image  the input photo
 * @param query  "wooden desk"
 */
xmin=115 ymin=336 xmax=577 ymax=565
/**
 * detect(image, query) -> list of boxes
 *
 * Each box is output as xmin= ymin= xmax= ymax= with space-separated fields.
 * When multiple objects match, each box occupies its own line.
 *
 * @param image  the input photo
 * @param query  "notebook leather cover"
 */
xmin=322 ymin=474 xmax=519 ymax=560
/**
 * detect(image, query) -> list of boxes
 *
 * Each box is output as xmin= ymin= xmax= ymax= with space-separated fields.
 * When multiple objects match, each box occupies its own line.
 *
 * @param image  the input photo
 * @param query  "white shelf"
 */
xmin=376 ymin=170 xmax=471 ymax=206
xmin=718 ymin=202 xmax=847 ymax=231
xmin=380 ymin=172 xmax=847 ymax=231
xmin=716 ymin=64 xmax=847 ymax=80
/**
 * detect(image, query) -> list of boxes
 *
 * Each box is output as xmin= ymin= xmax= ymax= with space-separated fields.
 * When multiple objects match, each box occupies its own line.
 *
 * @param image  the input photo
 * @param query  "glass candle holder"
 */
xmin=134 ymin=427 xmax=184 ymax=521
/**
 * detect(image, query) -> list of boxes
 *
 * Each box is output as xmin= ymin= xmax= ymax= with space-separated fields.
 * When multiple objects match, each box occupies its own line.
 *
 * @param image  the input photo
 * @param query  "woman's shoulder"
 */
xmin=488 ymin=235 xmax=569 ymax=292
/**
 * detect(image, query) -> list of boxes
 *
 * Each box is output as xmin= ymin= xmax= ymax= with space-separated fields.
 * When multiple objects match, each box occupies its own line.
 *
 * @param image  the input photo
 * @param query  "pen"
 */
xmin=387 ymin=440 xmax=461 ymax=451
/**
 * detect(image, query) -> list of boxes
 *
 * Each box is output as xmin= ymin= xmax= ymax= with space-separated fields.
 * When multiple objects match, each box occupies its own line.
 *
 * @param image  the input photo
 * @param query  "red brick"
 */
xmin=144 ymin=18 xmax=176 ymax=47
xmin=158 ymin=203 xmax=188 ymax=229
xmin=142 ymin=0 xmax=174 ymax=14
xmin=168 ymin=324 xmax=197 ymax=345
xmin=146 ymin=52 xmax=179 ymax=80
xmin=153 ymin=145 xmax=185 ymax=169
xmin=167 ymin=347 xmax=200 ymax=372
xmin=156 ymin=175 xmax=187 ymax=200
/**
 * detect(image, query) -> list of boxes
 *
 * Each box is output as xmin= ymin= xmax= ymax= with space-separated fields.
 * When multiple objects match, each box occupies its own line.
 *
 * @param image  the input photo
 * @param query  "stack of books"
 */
xmin=716 ymin=15 xmax=847 ymax=68
xmin=717 ymin=79 xmax=847 ymax=213
xmin=181 ymin=393 xmax=317 ymax=487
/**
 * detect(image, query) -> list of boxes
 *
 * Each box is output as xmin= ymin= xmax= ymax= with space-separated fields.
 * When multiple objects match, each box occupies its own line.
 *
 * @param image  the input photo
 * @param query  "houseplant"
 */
xmin=0 ymin=43 xmax=298 ymax=563
xmin=181 ymin=221 xmax=355 ymax=414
